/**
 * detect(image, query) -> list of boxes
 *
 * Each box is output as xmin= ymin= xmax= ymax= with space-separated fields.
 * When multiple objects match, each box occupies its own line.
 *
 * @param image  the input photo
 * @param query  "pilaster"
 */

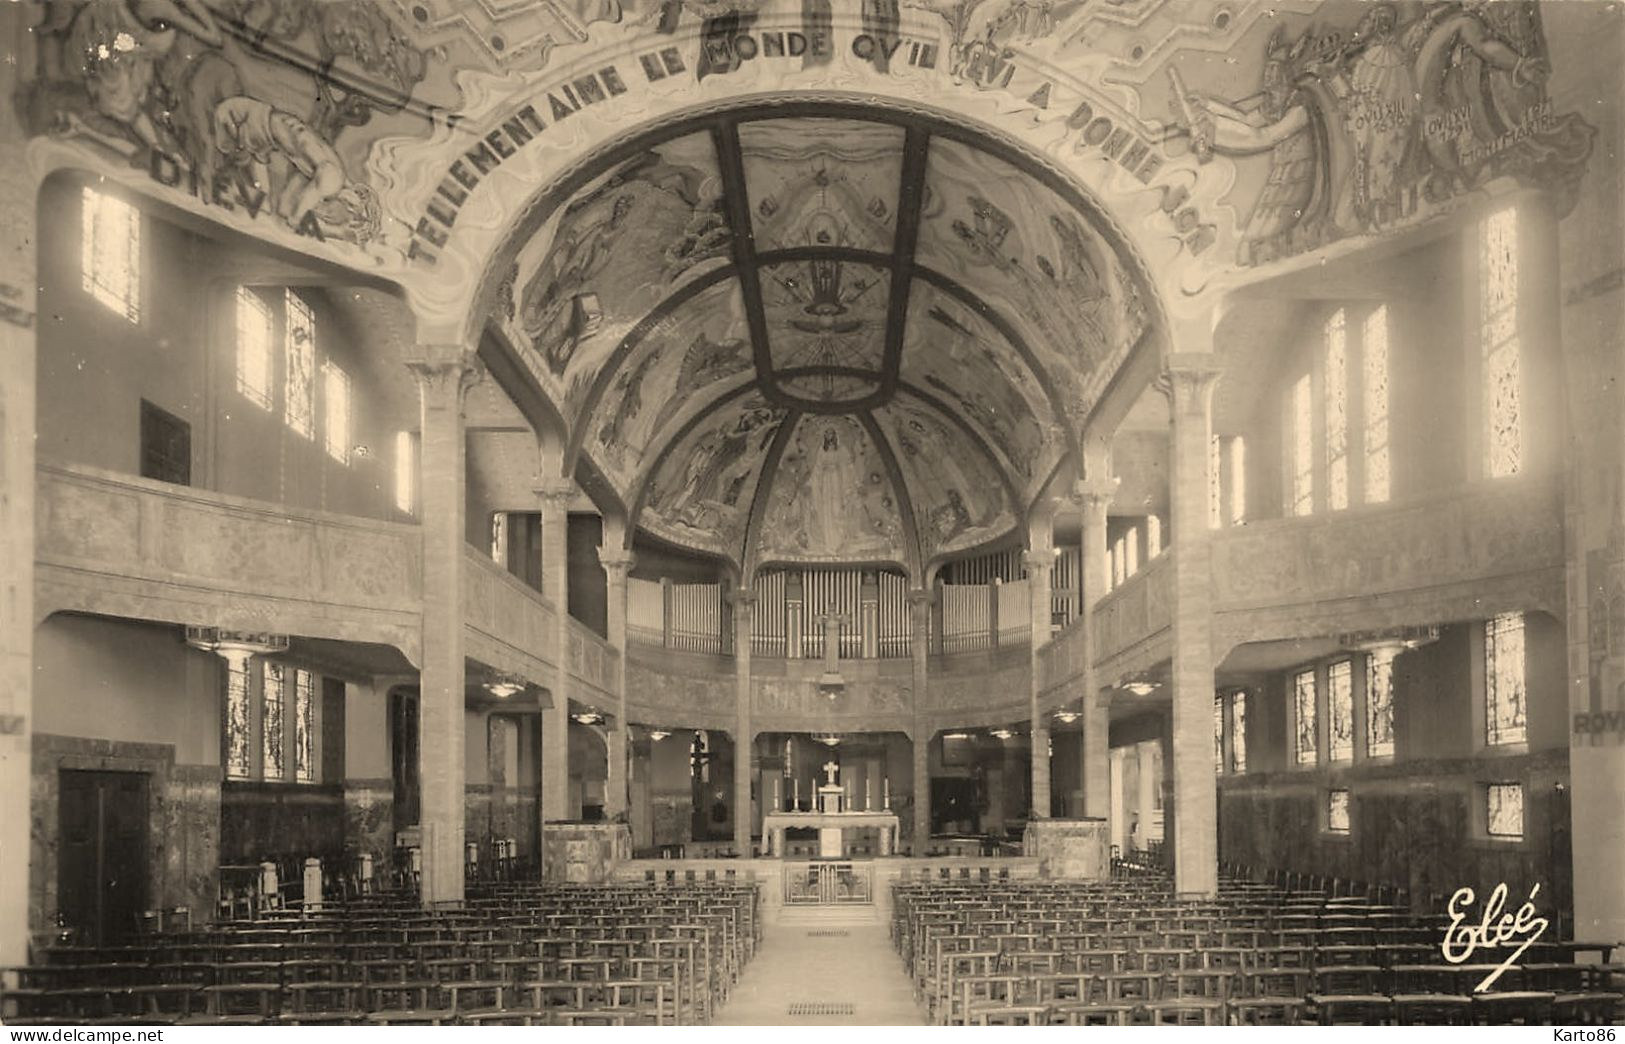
xmin=598 ymin=543 xmax=635 ymax=820
xmin=535 ymin=476 xmax=574 ymax=827
xmin=908 ymin=587 xmax=933 ymax=852
xmin=1073 ymin=471 xmax=1118 ymax=820
xmin=1022 ymin=549 xmax=1053 ymax=818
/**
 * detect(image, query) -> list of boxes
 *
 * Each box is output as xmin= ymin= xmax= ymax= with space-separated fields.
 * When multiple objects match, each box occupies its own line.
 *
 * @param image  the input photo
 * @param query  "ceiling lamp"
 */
xmin=484 ymin=674 xmax=526 ymax=699
xmin=813 ymin=732 xmax=842 ymax=747
xmin=573 ymin=710 xmax=604 ymax=725
xmin=942 ymin=731 xmax=971 ymax=741
xmin=1053 ymin=710 xmax=1079 ymax=724
xmin=648 ymin=728 xmax=671 ymax=742
xmin=990 ymin=728 xmax=1014 ymax=740
xmin=185 ymin=626 xmax=289 ymax=658
xmin=1123 ymin=680 xmax=1158 ymax=696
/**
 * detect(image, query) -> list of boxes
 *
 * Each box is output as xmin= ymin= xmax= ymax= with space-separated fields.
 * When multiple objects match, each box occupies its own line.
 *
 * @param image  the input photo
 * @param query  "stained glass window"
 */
xmin=1325 ymin=309 xmax=1349 ymax=511
xmin=1366 ymin=647 xmax=1396 ymax=758
xmin=395 ymin=432 xmax=416 ymax=514
xmin=1487 ymin=783 xmax=1523 ymax=838
xmin=294 ymin=668 xmax=315 ymax=782
xmin=491 ymin=513 xmax=508 ymax=564
xmin=225 ymin=658 xmax=252 ymax=780
xmin=1486 ymin=612 xmax=1527 ymax=745
xmin=1291 ymin=375 xmax=1313 ymax=516
xmin=263 ymin=662 xmax=285 ymax=780
xmin=1231 ymin=690 xmax=1247 ymax=772
xmin=1328 ymin=789 xmax=1351 ymax=833
xmin=1328 ymin=660 xmax=1353 ymax=761
xmin=1214 ymin=694 xmax=1225 ymax=772
xmin=1294 ymin=668 xmax=1318 ymax=765
xmin=1147 ymin=516 xmax=1162 ymax=558
xmin=322 ymin=361 xmax=351 ymax=463
xmin=1481 ymin=208 xmax=1521 ymax=478
xmin=1209 ymin=434 xmax=1222 ymax=530
xmin=285 ymin=291 xmax=315 ymax=438
xmin=1363 ymin=306 xmax=1391 ymax=503
xmin=1126 ymin=526 xmax=1139 ymax=577
xmin=81 ymin=187 xmax=140 ymax=322
xmin=1228 ymin=436 xmax=1247 ymax=525
xmin=235 ymin=288 xmax=274 ymax=410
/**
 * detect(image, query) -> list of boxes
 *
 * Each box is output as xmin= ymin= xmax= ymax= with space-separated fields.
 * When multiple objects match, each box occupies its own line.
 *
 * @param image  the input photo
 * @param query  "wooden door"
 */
xmin=57 ymin=770 xmax=149 ymax=945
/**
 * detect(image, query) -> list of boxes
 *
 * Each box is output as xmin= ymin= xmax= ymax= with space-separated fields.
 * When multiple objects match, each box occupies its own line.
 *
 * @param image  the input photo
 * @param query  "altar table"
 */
xmin=762 ymin=810 xmax=900 ymax=858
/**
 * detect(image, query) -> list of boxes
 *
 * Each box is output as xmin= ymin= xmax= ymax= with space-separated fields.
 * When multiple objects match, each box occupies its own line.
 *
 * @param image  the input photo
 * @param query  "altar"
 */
xmin=762 ymin=810 xmax=900 ymax=858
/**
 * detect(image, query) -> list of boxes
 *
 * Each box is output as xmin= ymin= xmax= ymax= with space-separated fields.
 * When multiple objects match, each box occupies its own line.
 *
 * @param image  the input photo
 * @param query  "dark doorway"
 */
xmin=932 ymin=776 xmax=981 ymax=834
xmin=58 ymin=770 xmax=149 ymax=945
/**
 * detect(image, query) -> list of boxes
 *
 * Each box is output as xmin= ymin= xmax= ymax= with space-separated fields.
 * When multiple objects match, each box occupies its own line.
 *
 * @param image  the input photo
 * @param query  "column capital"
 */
xmin=1020 ymin=549 xmax=1054 ymax=575
xmin=1155 ymin=353 xmax=1222 ymax=413
xmin=597 ymin=546 xmax=637 ymax=576
xmin=406 ymin=346 xmax=483 ymax=408
xmin=906 ymin=587 xmax=935 ymax=608
xmin=1070 ymin=475 xmax=1120 ymax=510
xmin=726 ymin=587 xmax=757 ymax=618
xmin=534 ymin=478 xmax=576 ymax=508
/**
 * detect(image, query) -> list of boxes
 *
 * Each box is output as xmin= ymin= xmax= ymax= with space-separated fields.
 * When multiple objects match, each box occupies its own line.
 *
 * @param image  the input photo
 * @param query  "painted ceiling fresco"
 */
xmin=917 ymin=137 xmax=1149 ymax=423
xmin=756 ymin=415 xmax=905 ymax=565
xmin=639 ymin=391 xmax=787 ymax=557
xmin=739 ymin=119 xmax=904 ymax=254
xmin=760 ymin=260 xmax=889 ymax=376
xmin=874 ymin=394 xmax=1016 ymax=559
xmin=505 ymin=131 xmax=729 ymax=421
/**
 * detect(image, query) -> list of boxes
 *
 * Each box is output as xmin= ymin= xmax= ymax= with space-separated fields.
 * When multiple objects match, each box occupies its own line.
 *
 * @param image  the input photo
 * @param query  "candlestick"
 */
xmin=865 ymin=778 xmax=871 ymax=812
xmin=774 ymin=776 xmax=781 ymax=811
xmin=794 ymin=777 xmax=799 ymax=809
xmin=884 ymin=777 xmax=890 ymax=809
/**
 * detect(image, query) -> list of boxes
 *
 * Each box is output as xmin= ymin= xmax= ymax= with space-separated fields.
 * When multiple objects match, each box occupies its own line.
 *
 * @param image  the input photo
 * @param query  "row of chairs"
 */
xmin=892 ymin=874 xmax=1622 ymax=1026
xmin=2 ymin=881 xmax=759 ymax=1026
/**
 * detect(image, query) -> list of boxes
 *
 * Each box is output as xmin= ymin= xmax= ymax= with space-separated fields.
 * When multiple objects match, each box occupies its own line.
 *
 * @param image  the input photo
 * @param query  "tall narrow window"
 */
xmin=285 ymin=291 xmax=315 ymax=438
xmin=1147 ymin=515 xmax=1162 ymax=558
xmin=262 ymin=662 xmax=286 ymax=780
xmin=1328 ymin=660 xmax=1353 ymax=761
xmin=1208 ymin=435 xmax=1223 ymax=530
xmin=1325 ymin=309 xmax=1349 ymax=510
xmin=1112 ymin=535 xmax=1126 ymax=587
xmin=81 ymin=187 xmax=140 ymax=322
xmin=1125 ymin=526 xmax=1140 ymax=577
xmin=1231 ymin=690 xmax=1247 ymax=772
xmin=395 ymin=431 xmax=416 ymax=514
xmin=1327 ymin=788 xmax=1351 ymax=834
xmin=1366 ymin=648 xmax=1397 ymax=757
xmin=235 ymin=288 xmax=274 ymax=410
xmin=1293 ymin=668 xmax=1318 ymax=765
xmin=322 ymin=360 xmax=351 ymax=463
xmin=491 ymin=513 xmax=508 ymax=564
xmin=1487 ymin=783 xmax=1524 ymax=839
xmin=1485 ymin=612 xmax=1527 ymax=745
xmin=294 ymin=668 xmax=315 ymax=782
xmin=1363 ymin=306 xmax=1391 ymax=503
xmin=224 ymin=658 xmax=252 ymax=780
xmin=1214 ymin=694 xmax=1225 ymax=772
xmin=1481 ymin=207 xmax=1521 ymax=477
xmin=1227 ymin=436 xmax=1247 ymax=525
xmin=1291 ymin=375 xmax=1313 ymax=516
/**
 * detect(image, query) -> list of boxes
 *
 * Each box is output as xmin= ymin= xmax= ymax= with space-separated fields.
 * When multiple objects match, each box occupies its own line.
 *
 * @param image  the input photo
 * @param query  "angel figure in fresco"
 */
xmin=212 ymin=94 xmax=379 ymax=242
xmin=521 ymin=191 xmax=637 ymax=372
xmin=35 ymin=0 xmax=224 ymax=161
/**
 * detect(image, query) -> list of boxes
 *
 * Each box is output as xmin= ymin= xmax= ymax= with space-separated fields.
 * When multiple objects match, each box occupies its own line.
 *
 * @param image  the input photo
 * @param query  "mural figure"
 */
xmin=648 ymin=403 xmax=781 ymax=544
xmin=212 ymin=94 xmax=378 ymax=240
xmin=763 ymin=418 xmax=900 ymax=558
xmin=1172 ymin=1 xmax=1592 ymax=265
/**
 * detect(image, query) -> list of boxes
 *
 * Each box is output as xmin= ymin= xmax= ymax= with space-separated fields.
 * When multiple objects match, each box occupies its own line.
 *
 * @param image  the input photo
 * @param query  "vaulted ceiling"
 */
xmin=488 ymin=105 xmax=1154 ymax=574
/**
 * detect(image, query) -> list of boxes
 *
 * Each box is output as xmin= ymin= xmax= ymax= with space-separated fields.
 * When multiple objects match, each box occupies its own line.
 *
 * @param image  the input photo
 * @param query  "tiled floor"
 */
xmin=714 ymin=920 xmax=926 ymax=1026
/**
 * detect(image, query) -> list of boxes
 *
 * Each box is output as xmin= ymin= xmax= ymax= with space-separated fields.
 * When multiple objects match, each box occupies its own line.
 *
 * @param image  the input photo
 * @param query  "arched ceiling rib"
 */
xmin=490 ymin=105 xmax=1157 ymax=573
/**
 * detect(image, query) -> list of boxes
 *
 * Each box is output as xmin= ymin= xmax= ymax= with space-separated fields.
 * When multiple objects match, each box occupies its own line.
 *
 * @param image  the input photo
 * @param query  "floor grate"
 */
xmin=787 ymin=1002 xmax=855 ymax=1017
xmin=805 ymin=929 xmax=850 ymax=937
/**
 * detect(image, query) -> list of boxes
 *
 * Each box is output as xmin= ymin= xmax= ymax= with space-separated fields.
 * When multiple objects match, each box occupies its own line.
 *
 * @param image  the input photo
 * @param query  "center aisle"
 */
xmin=713 ymin=919 xmax=927 ymax=1026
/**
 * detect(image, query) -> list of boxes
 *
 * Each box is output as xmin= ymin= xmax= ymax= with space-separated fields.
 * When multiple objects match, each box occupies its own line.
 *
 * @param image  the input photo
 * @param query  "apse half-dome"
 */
xmin=489 ymin=104 xmax=1155 ymax=571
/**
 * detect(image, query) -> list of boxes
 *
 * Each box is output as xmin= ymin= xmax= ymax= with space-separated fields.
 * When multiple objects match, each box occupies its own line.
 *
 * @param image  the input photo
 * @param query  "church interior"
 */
xmin=0 ymin=0 xmax=1622 ymax=1028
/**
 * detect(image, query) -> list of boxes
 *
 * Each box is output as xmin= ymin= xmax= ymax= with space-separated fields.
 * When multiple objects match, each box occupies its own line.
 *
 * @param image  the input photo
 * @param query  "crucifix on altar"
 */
xmin=818 ymin=758 xmax=844 ymax=813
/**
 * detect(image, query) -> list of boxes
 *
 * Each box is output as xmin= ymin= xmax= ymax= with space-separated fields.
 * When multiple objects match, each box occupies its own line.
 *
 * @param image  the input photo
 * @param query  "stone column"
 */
xmin=1073 ymin=470 xmax=1117 ymax=821
xmin=536 ymin=477 xmax=574 ymax=826
xmin=729 ymin=588 xmax=755 ymax=856
xmin=1022 ymin=549 xmax=1053 ymax=819
xmin=909 ymin=588 xmax=933 ymax=852
xmin=407 ymin=346 xmax=481 ymax=904
xmin=598 ymin=542 xmax=635 ymax=820
xmin=1158 ymin=352 xmax=1222 ymax=896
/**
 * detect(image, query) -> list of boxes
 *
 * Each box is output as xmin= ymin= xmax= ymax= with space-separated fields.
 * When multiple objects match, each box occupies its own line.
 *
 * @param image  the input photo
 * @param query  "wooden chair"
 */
xmin=1390 ymin=994 xmax=1473 ymax=1024
xmin=1469 ymin=991 xmax=1555 ymax=1025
